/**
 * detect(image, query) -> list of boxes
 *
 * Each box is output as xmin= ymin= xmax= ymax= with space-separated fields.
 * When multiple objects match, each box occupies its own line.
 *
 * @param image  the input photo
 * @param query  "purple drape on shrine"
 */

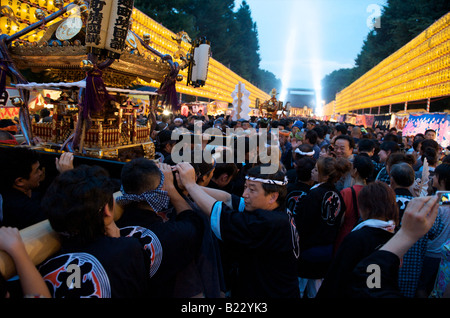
xmin=82 ymin=67 xmax=114 ymax=118
xmin=0 ymin=61 xmax=7 ymax=100
xmin=158 ymin=71 xmax=179 ymax=112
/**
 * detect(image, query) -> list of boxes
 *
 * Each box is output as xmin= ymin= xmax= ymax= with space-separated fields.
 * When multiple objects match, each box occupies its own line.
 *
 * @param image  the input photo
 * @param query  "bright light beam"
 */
xmin=279 ymin=1 xmax=324 ymax=117
xmin=279 ymin=2 xmax=302 ymax=103
xmin=304 ymin=2 xmax=324 ymax=117
xmin=279 ymin=28 xmax=297 ymax=102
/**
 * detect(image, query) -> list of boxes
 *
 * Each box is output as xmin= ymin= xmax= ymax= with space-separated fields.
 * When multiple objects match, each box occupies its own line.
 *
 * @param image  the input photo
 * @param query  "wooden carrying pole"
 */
xmin=0 ymin=220 xmax=61 ymax=280
xmin=0 ymin=194 xmax=126 ymax=280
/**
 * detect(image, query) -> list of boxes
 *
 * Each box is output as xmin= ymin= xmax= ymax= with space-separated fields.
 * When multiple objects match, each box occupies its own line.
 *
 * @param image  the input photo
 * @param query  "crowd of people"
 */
xmin=0 ymin=111 xmax=449 ymax=299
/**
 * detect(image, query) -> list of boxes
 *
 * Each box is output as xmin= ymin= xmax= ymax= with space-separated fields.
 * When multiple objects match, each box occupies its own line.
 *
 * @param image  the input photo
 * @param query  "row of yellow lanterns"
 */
xmin=338 ymin=50 xmax=450 ymax=107
xmin=336 ymin=81 xmax=450 ymax=113
xmin=320 ymin=14 xmax=450 ymax=114
xmin=346 ymin=16 xmax=450 ymax=92
xmin=336 ymin=73 xmax=450 ymax=112
xmin=342 ymin=25 xmax=450 ymax=99
xmin=337 ymin=47 xmax=450 ymax=106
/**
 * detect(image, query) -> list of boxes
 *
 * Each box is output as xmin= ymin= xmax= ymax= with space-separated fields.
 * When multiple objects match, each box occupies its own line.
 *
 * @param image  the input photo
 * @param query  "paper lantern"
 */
xmin=85 ymin=0 xmax=134 ymax=58
xmin=105 ymin=0 xmax=134 ymax=57
xmin=0 ymin=16 xmax=13 ymax=35
xmin=187 ymin=37 xmax=211 ymax=88
xmin=20 ymin=2 xmax=31 ymax=21
xmin=28 ymin=6 xmax=38 ymax=23
xmin=85 ymin=0 xmax=113 ymax=55
xmin=46 ymin=0 xmax=54 ymax=11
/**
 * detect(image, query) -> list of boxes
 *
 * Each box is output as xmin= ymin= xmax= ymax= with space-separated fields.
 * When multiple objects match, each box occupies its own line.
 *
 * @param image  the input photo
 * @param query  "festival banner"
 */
xmin=0 ymin=107 xmax=19 ymax=120
xmin=355 ymin=115 xmax=366 ymax=127
xmin=372 ymin=114 xmax=392 ymax=130
xmin=392 ymin=114 xmax=410 ymax=130
xmin=365 ymin=114 xmax=375 ymax=128
xmin=355 ymin=114 xmax=375 ymax=128
xmin=402 ymin=113 xmax=449 ymax=148
xmin=345 ymin=114 xmax=357 ymax=125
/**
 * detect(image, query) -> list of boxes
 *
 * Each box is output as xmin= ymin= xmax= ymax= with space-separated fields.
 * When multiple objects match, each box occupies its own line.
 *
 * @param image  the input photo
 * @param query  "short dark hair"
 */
xmin=443 ymin=155 xmax=450 ymax=164
xmin=412 ymin=139 xmax=422 ymax=152
xmin=312 ymin=126 xmax=325 ymax=139
xmin=420 ymin=139 xmax=439 ymax=152
xmin=380 ymin=140 xmax=399 ymax=154
xmin=213 ymin=162 xmax=238 ymax=179
xmin=189 ymin=151 xmax=215 ymax=184
xmin=246 ymin=164 xmax=287 ymax=207
xmin=335 ymin=125 xmax=347 ymax=135
xmin=353 ymin=155 xmax=374 ymax=181
xmin=295 ymin=157 xmax=316 ymax=182
xmin=294 ymin=144 xmax=314 ymax=160
xmin=422 ymin=147 xmax=438 ymax=166
xmin=305 ymin=130 xmax=318 ymax=145
xmin=390 ymin=162 xmax=415 ymax=187
xmin=383 ymin=133 xmax=399 ymax=143
xmin=358 ymin=139 xmax=375 ymax=153
xmin=335 ymin=134 xmax=355 ymax=150
xmin=0 ymin=119 xmax=17 ymax=135
xmin=42 ymin=165 xmax=116 ymax=245
xmin=121 ymin=158 xmax=161 ymax=194
xmin=0 ymin=146 xmax=40 ymax=191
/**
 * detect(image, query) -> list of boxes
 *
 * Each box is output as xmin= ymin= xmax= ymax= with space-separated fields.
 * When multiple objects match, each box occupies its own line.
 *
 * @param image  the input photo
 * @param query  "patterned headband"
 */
xmin=245 ymin=175 xmax=288 ymax=186
xmin=116 ymin=172 xmax=170 ymax=212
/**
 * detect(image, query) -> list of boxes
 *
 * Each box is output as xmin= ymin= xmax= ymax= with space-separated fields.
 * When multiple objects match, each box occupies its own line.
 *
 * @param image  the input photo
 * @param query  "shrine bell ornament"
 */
xmin=85 ymin=0 xmax=135 ymax=59
xmin=187 ymin=37 xmax=211 ymax=88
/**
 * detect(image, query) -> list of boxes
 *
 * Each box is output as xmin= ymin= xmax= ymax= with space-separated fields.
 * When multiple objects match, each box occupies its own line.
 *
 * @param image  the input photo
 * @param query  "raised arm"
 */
xmin=159 ymin=163 xmax=191 ymax=214
xmin=198 ymin=186 xmax=232 ymax=208
xmin=0 ymin=227 xmax=51 ymax=298
xmin=380 ymin=195 xmax=439 ymax=258
xmin=176 ymin=162 xmax=218 ymax=216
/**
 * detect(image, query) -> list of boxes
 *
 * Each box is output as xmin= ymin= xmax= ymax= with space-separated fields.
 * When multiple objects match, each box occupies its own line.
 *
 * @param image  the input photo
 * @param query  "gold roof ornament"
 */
xmin=8 ymin=3 xmax=171 ymax=88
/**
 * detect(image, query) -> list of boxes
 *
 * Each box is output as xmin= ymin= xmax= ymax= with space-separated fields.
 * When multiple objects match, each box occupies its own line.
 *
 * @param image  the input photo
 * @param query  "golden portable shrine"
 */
xmin=0 ymin=0 xmax=211 ymax=161
xmin=257 ymin=88 xmax=289 ymax=120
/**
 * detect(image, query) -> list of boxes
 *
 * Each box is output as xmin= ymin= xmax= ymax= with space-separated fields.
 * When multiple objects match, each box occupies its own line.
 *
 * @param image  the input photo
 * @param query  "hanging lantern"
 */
xmin=46 ymin=0 xmax=54 ymax=11
xmin=187 ymin=37 xmax=211 ymax=88
xmin=104 ymin=0 xmax=134 ymax=58
xmin=85 ymin=0 xmax=134 ymax=59
xmin=0 ymin=16 xmax=12 ymax=35
xmin=85 ymin=0 xmax=113 ymax=56
xmin=19 ymin=2 xmax=31 ymax=21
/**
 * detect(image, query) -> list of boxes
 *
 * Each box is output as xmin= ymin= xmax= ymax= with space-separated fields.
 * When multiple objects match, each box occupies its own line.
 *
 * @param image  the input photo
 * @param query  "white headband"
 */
xmin=295 ymin=148 xmax=315 ymax=156
xmin=245 ymin=176 xmax=288 ymax=186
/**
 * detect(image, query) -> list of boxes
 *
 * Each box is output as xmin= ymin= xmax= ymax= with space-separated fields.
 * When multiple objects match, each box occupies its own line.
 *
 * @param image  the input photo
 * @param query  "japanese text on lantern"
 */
xmin=86 ymin=0 xmax=108 ymax=45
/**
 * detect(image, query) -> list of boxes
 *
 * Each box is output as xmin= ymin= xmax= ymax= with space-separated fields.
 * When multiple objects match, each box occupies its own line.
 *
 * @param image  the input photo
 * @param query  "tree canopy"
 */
xmin=134 ymin=0 xmax=281 ymax=94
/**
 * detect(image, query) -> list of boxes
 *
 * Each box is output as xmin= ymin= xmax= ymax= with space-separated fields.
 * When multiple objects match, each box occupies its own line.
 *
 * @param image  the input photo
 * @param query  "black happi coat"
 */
xmin=294 ymin=182 xmax=346 ymax=278
xmin=211 ymin=195 xmax=300 ymax=298
xmin=39 ymin=236 xmax=150 ymax=298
